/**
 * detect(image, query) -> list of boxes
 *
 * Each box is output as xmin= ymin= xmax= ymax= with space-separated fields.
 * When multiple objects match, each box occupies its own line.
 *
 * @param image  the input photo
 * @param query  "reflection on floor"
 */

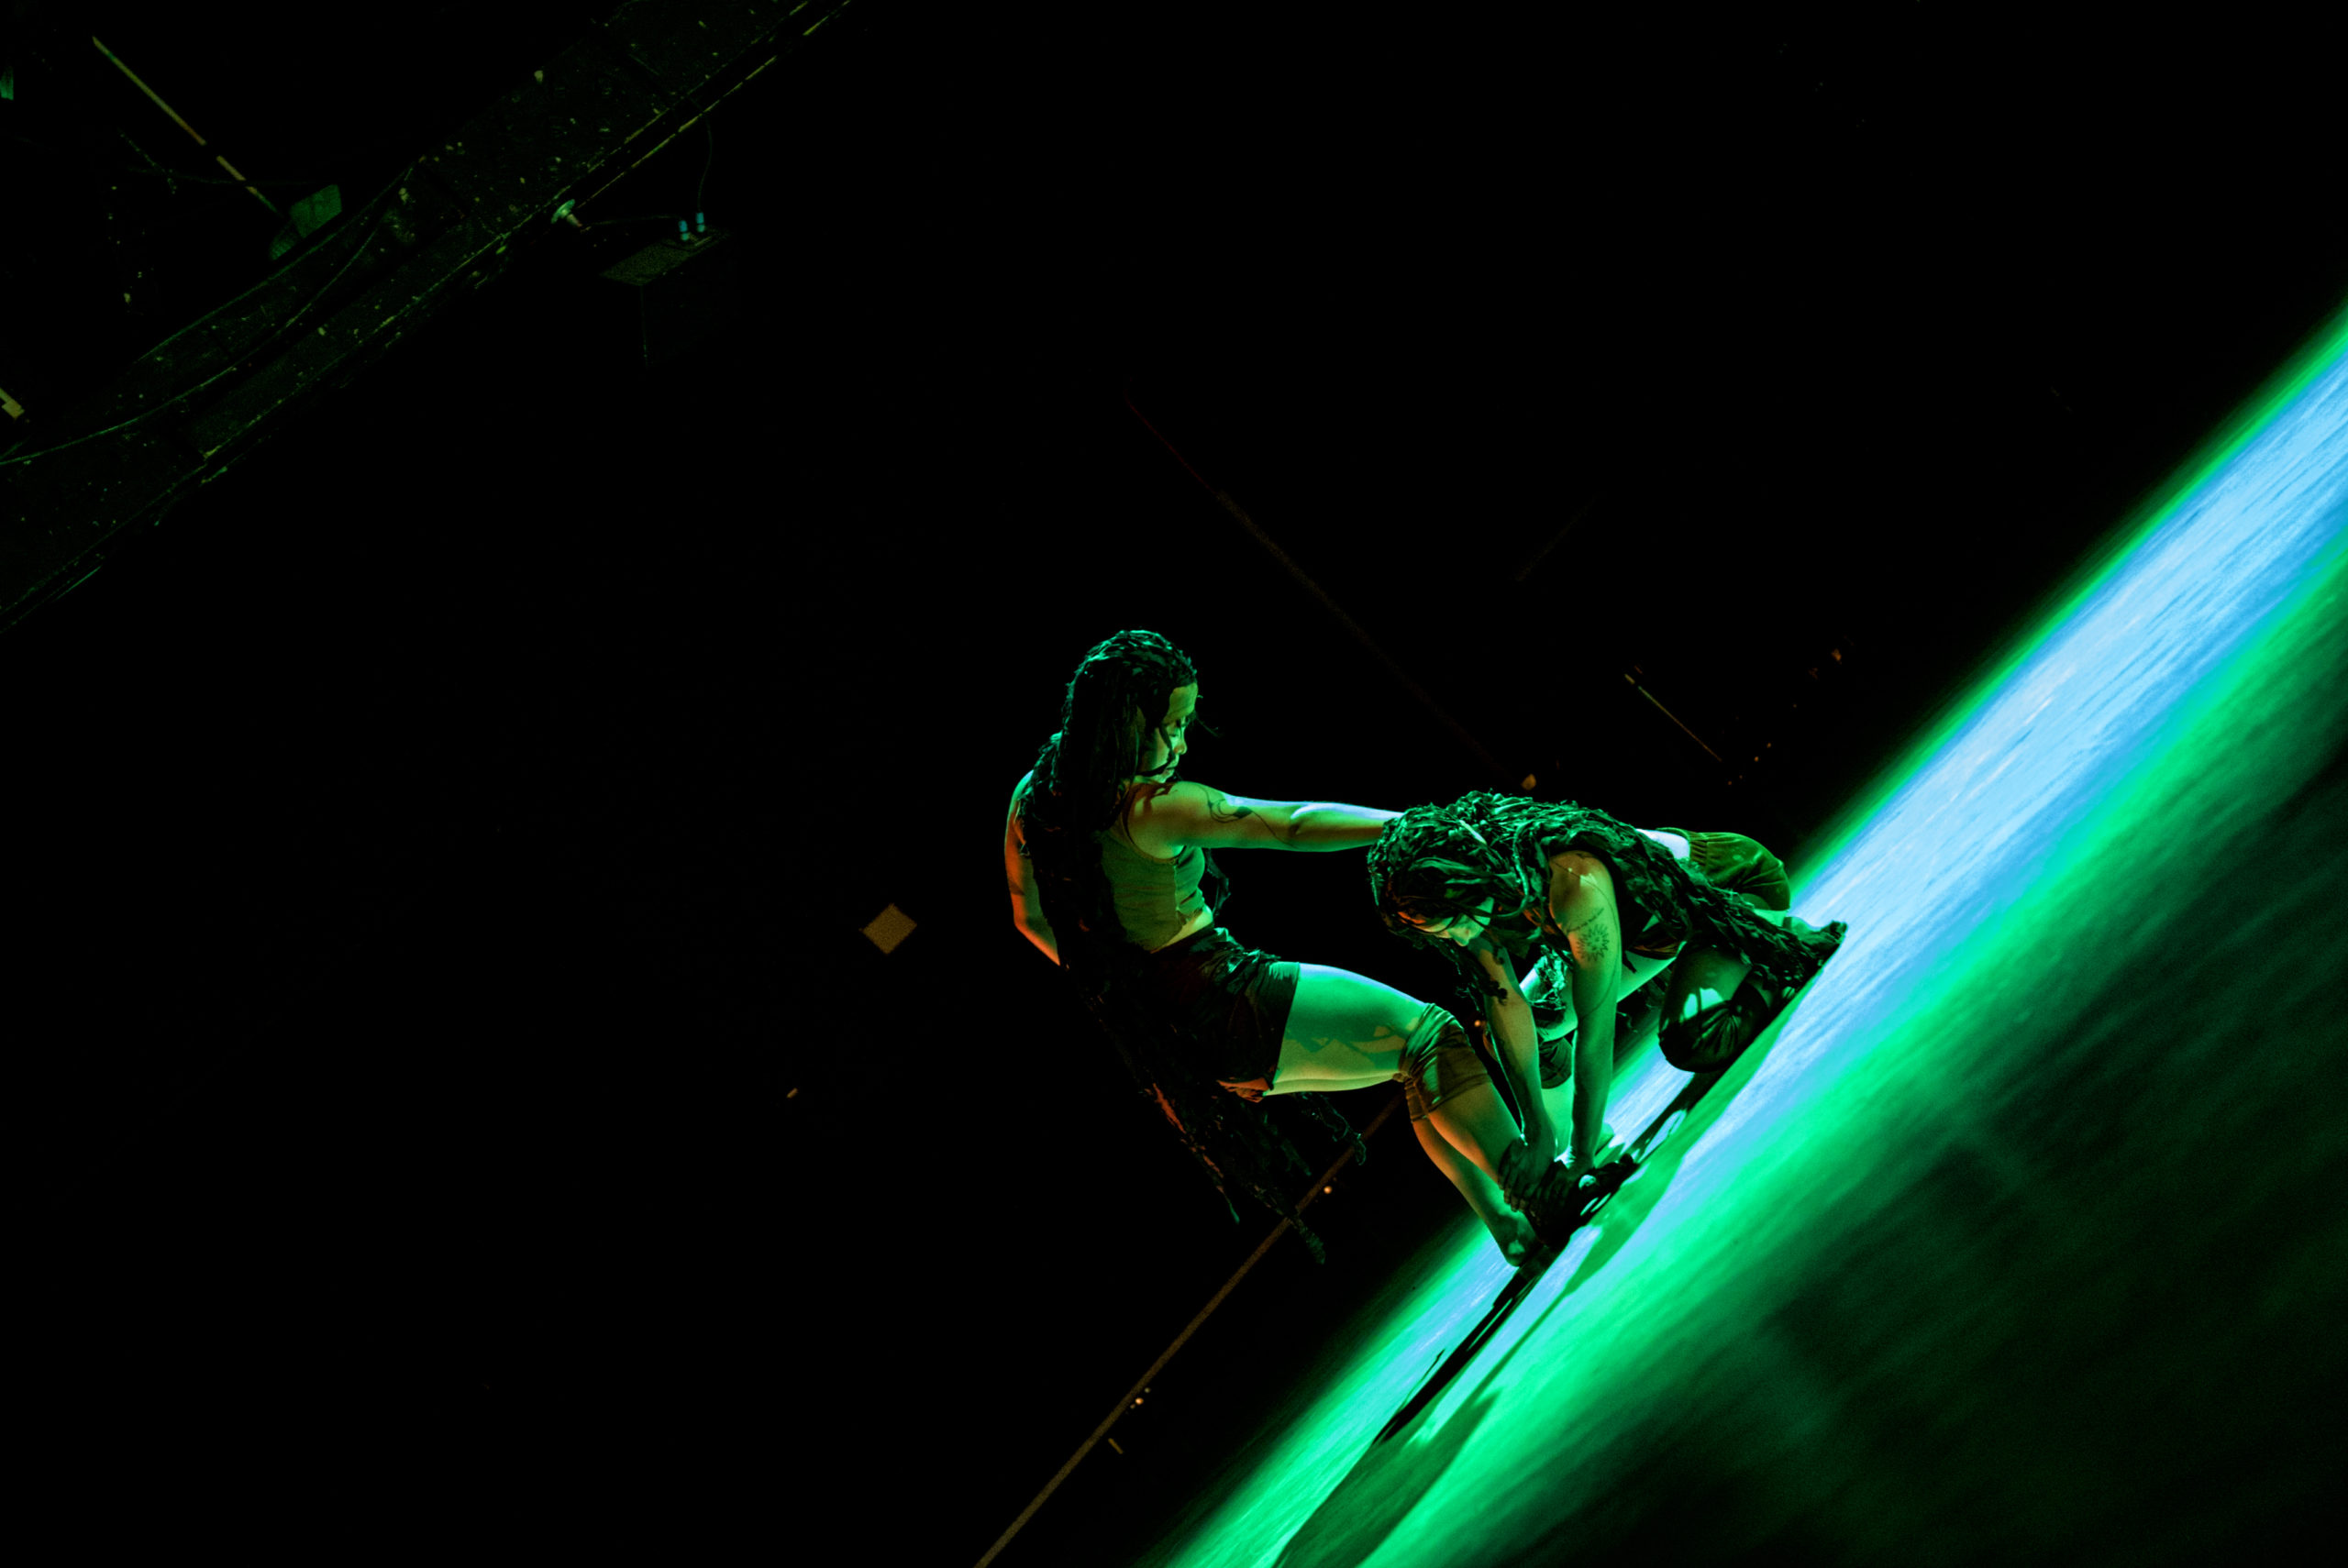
xmin=1146 ymin=312 xmax=2348 ymax=1567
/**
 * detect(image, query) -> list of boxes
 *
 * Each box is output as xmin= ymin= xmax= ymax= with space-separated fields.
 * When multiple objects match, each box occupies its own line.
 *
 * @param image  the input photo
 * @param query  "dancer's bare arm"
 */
xmin=1468 ymin=942 xmax=1556 ymax=1158
xmin=1134 ymin=780 xmax=1398 ymax=852
xmin=1549 ymin=850 xmax=1623 ymax=1168
xmin=1003 ymin=773 xmax=1060 ymax=965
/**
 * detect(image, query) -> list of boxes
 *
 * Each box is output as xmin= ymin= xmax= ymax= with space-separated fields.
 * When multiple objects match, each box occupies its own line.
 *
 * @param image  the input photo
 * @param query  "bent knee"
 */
xmin=1400 ymin=1007 xmax=1492 ymax=1121
xmin=1658 ymin=977 xmax=1777 ymax=1072
xmin=1403 ymin=1003 xmax=1458 ymax=1057
xmin=1666 ymin=948 xmax=1751 ymax=1013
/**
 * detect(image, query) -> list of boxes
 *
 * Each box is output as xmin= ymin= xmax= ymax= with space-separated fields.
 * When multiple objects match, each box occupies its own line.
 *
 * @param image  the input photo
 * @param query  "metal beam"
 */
xmin=0 ymin=0 xmax=861 ymax=636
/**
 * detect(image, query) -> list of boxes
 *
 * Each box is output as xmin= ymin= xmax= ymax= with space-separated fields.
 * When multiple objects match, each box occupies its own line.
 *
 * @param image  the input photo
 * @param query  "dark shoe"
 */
xmin=1777 ymin=918 xmax=1848 ymax=998
xmin=1499 ymin=1143 xmax=1635 ymax=1247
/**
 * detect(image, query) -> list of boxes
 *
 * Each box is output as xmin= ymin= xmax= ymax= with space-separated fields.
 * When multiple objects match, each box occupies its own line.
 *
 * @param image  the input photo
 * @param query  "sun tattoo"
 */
xmin=1564 ymin=910 xmax=1613 ymax=971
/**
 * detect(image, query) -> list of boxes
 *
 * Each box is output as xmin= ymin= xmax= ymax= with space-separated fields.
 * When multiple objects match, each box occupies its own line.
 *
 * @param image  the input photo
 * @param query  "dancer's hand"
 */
xmin=1520 ymin=1120 xmax=1560 ymax=1186
xmin=1566 ymin=1124 xmax=1619 ymax=1183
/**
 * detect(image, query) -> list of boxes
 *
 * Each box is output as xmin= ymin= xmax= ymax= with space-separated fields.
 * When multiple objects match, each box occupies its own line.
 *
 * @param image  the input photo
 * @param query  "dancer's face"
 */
xmin=1405 ymin=898 xmax=1496 ymax=948
xmin=1135 ymin=684 xmax=1199 ymax=780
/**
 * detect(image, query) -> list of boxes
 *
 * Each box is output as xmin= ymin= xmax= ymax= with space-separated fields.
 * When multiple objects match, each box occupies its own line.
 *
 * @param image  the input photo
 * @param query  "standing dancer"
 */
xmin=1004 ymin=631 xmax=1542 ymax=1264
xmin=1367 ymin=791 xmax=1847 ymax=1241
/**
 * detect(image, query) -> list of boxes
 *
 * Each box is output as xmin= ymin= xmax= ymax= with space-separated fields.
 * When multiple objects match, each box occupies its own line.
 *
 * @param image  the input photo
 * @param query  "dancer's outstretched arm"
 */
xmin=1002 ymin=776 xmax=1396 ymax=963
xmin=1135 ymin=782 xmax=1398 ymax=852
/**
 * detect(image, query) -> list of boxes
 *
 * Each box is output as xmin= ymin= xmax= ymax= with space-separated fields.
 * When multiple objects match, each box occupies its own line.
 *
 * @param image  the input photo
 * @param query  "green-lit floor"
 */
xmin=1142 ymin=315 xmax=2348 ymax=1566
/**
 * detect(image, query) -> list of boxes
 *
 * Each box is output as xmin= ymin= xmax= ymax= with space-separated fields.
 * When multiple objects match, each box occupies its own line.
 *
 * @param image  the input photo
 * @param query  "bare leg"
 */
xmin=1422 ymin=1077 xmax=1529 ymax=1186
xmin=1414 ymin=1112 xmax=1537 ymax=1264
xmin=1664 ymin=946 xmax=1755 ymax=1027
xmin=1646 ymin=906 xmax=1794 ymax=1059
xmin=1277 ymin=964 xmax=1536 ymax=1259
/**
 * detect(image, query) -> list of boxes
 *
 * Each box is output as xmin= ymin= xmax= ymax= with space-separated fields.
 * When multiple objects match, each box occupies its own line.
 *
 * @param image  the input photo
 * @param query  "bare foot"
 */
xmin=1489 ymin=1209 xmax=1540 ymax=1267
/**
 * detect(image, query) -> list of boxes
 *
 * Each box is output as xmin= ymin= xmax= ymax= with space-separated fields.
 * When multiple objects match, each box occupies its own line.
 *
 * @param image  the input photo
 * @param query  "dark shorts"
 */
xmin=1132 ymin=925 xmax=1301 ymax=1088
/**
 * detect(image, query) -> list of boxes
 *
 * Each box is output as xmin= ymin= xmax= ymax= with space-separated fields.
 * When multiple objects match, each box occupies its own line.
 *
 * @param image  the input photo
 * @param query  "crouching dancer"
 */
xmin=1524 ymin=824 xmax=1800 ymax=1120
xmin=1367 ymin=790 xmax=1848 ymax=1242
xmin=1005 ymin=631 xmax=1545 ymax=1264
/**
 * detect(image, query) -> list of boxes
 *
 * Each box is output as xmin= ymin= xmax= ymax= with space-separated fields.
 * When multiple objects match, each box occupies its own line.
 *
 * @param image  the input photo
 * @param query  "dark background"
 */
xmin=7 ymin=2 xmax=2345 ymax=1562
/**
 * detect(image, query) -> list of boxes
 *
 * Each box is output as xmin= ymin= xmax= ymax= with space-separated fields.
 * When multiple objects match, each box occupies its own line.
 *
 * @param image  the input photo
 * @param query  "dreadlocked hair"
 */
xmin=1014 ymin=630 xmax=1363 ymax=1263
xmin=1362 ymin=791 xmax=1548 ymax=1016
xmin=1368 ymin=789 xmax=1792 ymax=1023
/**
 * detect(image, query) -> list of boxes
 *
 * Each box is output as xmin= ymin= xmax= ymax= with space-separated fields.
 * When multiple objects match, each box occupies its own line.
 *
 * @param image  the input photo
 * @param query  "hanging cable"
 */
xmin=86 ymin=35 xmax=277 ymax=214
xmin=1123 ymin=382 xmax=1516 ymax=787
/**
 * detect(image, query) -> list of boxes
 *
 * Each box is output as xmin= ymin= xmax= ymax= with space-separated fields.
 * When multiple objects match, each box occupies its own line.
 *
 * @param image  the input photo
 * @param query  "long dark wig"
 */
xmin=1014 ymin=630 xmax=1363 ymax=1261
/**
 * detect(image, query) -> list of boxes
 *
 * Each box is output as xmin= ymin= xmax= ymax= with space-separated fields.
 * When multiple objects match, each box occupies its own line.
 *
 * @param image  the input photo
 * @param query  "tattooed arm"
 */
xmin=1468 ymin=939 xmax=1557 ymax=1166
xmin=1548 ymin=849 xmax=1624 ymax=1171
xmin=1132 ymin=780 xmax=1399 ymax=852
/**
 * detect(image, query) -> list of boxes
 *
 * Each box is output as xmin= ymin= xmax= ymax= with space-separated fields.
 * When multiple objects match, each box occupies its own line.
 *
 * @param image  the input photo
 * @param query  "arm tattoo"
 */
xmin=1206 ymin=793 xmax=1261 ymax=831
xmin=1204 ymin=791 xmax=1312 ymax=845
xmin=1565 ymin=911 xmax=1613 ymax=970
